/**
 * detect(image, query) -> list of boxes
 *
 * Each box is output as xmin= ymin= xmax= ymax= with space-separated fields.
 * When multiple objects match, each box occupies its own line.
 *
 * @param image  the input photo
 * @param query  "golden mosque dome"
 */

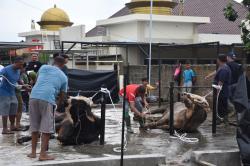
xmin=126 ymin=0 xmax=178 ymax=15
xmin=37 ymin=4 xmax=73 ymax=31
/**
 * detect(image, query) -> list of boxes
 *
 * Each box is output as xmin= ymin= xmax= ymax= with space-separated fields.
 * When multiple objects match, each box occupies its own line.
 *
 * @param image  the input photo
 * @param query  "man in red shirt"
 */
xmin=119 ymin=84 xmax=146 ymax=133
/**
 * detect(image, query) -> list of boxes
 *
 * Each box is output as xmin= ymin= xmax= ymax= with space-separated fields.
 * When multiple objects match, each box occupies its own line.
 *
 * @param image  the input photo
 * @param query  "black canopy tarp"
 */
xmin=67 ymin=69 xmax=119 ymax=104
xmin=233 ymin=73 xmax=250 ymax=165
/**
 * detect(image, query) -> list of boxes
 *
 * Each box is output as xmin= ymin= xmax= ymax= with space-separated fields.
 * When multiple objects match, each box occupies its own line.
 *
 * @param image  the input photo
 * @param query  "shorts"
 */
xmin=183 ymin=81 xmax=193 ymax=93
xmin=0 ymin=96 xmax=18 ymax=116
xmin=29 ymin=99 xmax=55 ymax=134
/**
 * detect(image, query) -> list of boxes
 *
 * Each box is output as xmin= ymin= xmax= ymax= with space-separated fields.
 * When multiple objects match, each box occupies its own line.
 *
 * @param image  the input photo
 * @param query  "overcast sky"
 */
xmin=0 ymin=0 xmax=242 ymax=42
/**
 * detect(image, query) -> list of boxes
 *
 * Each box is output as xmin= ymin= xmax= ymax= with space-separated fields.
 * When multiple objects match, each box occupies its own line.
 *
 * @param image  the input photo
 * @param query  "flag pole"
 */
xmin=149 ymin=0 xmax=153 ymax=84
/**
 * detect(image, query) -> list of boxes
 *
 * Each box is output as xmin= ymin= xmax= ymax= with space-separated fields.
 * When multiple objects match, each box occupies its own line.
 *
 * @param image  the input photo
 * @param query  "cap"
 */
xmin=227 ymin=51 xmax=236 ymax=59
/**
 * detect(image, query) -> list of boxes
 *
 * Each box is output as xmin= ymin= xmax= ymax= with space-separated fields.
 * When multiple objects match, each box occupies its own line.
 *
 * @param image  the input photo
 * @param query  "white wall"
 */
xmin=104 ymin=21 xmax=197 ymax=43
xmin=60 ymin=25 xmax=86 ymax=42
xmin=144 ymin=22 xmax=195 ymax=43
xmin=83 ymin=36 xmax=108 ymax=42
xmin=197 ymin=34 xmax=242 ymax=44
xmin=107 ymin=22 xmax=139 ymax=42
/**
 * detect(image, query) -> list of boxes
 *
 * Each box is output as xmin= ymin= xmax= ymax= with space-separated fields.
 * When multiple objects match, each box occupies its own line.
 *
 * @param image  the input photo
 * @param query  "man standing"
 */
xmin=27 ymin=56 xmax=68 ymax=161
xmin=53 ymin=53 xmax=69 ymax=76
xmin=183 ymin=62 xmax=195 ymax=93
xmin=214 ymin=55 xmax=231 ymax=124
xmin=61 ymin=54 xmax=69 ymax=76
xmin=26 ymin=53 xmax=42 ymax=73
xmin=206 ymin=52 xmax=242 ymax=84
xmin=119 ymin=85 xmax=146 ymax=133
xmin=226 ymin=52 xmax=242 ymax=93
xmin=0 ymin=57 xmax=24 ymax=134
xmin=0 ymin=63 xmax=4 ymax=82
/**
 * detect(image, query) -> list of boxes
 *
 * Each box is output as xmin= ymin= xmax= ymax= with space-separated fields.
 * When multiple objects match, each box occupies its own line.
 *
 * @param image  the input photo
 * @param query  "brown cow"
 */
xmin=144 ymin=93 xmax=210 ymax=132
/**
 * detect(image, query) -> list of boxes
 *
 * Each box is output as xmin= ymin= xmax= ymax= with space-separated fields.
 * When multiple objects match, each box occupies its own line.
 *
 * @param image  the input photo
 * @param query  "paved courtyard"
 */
xmin=0 ymin=106 xmax=238 ymax=165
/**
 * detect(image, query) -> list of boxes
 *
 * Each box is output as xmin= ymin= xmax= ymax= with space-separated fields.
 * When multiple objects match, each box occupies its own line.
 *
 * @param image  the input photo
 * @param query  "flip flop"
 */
xmin=11 ymin=125 xmax=29 ymax=131
xmin=38 ymin=156 xmax=55 ymax=161
xmin=11 ymin=128 xmax=21 ymax=131
xmin=2 ymin=131 xmax=14 ymax=135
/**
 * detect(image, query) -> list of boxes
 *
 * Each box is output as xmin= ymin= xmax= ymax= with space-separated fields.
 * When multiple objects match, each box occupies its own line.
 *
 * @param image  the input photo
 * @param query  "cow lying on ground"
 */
xmin=143 ymin=93 xmax=210 ymax=132
xmin=57 ymin=96 xmax=101 ymax=145
xmin=17 ymin=96 xmax=101 ymax=145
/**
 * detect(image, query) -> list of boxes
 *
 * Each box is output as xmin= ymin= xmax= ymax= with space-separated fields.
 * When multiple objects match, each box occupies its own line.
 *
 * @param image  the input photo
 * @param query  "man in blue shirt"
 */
xmin=0 ymin=57 xmax=24 ymax=134
xmin=27 ymin=56 xmax=68 ymax=161
xmin=183 ymin=62 xmax=195 ymax=93
xmin=214 ymin=55 xmax=231 ymax=124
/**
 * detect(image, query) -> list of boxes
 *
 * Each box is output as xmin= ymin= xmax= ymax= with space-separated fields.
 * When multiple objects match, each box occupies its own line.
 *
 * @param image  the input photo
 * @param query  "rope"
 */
xmin=88 ymin=88 xmax=127 ymax=153
xmin=75 ymin=102 xmax=82 ymax=145
xmin=212 ymin=85 xmax=224 ymax=121
xmin=0 ymin=75 xmax=32 ymax=90
xmin=170 ymin=130 xmax=199 ymax=143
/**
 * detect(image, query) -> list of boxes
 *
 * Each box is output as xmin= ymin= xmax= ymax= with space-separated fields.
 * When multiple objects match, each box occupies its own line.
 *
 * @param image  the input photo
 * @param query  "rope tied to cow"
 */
xmin=175 ymin=86 xmax=224 ymax=121
xmin=168 ymin=85 xmax=223 ymax=143
xmin=89 ymin=87 xmax=128 ymax=153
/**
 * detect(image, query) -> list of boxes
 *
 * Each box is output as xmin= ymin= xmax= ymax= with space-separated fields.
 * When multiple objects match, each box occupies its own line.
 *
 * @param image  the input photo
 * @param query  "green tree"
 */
xmin=224 ymin=0 xmax=250 ymax=52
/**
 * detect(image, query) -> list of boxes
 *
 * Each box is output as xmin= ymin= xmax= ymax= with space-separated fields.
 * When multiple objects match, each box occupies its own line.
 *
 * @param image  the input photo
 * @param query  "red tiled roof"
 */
xmin=86 ymin=0 xmax=248 ymax=37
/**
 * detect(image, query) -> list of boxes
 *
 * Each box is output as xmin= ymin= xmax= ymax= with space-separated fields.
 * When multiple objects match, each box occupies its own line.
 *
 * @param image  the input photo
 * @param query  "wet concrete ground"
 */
xmin=0 ymin=106 xmax=238 ymax=166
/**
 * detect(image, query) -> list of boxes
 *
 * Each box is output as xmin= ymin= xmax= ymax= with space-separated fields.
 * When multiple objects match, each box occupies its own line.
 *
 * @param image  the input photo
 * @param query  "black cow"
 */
xmin=57 ymin=96 xmax=101 ymax=145
xmin=17 ymin=96 xmax=101 ymax=146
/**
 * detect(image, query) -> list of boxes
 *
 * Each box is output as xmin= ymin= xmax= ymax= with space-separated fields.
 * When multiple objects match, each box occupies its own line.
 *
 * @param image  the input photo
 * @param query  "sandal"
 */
xmin=11 ymin=125 xmax=29 ymax=131
xmin=2 ymin=130 xmax=14 ymax=134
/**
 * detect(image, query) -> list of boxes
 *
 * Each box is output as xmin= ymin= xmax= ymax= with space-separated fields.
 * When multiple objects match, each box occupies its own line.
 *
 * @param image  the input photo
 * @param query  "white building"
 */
xmin=18 ymin=0 xmax=248 ymax=67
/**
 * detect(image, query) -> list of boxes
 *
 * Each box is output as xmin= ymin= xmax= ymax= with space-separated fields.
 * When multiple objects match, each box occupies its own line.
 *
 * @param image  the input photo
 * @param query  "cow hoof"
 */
xmin=127 ymin=128 xmax=134 ymax=133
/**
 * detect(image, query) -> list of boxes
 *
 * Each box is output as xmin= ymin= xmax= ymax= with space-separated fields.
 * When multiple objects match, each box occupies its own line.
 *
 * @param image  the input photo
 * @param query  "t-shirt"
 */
xmin=16 ymin=73 xmax=29 ymax=95
xmin=61 ymin=65 xmax=68 ymax=76
xmin=214 ymin=64 xmax=231 ymax=98
xmin=26 ymin=61 xmax=43 ymax=73
xmin=0 ymin=65 xmax=20 ymax=96
xmin=227 ymin=61 xmax=242 ymax=85
xmin=30 ymin=65 xmax=68 ymax=104
xmin=183 ymin=69 xmax=195 ymax=83
xmin=119 ymin=84 xmax=139 ymax=102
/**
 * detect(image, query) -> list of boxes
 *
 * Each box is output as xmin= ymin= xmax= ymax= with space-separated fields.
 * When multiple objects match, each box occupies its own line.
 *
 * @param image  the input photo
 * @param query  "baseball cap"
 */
xmin=227 ymin=51 xmax=236 ymax=59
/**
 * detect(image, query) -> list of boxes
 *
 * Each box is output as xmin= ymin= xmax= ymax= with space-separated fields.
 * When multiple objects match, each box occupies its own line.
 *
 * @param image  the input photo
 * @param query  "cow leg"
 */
xmin=55 ymin=122 xmax=62 ymax=133
xmin=155 ymin=125 xmax=169 ymax=130
xmin=146 ymin=116 xmax=162 ymax=122
xmin=144 ymin=113 xmax=168 ymax=129
xmin=147 ymin=107 xmax=166 ymax=114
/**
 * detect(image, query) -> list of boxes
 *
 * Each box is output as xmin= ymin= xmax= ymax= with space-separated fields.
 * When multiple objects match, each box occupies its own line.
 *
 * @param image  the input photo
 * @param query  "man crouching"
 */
xmin=119 ymin=85 xmax=147 ymax=133
xmin=27 ymin=56 xmax=68 ymax=161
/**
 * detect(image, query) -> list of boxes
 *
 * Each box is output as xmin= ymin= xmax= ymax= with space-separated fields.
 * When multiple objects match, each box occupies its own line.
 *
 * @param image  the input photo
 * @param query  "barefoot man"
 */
xmin=0 ymin=57 xmax=24 ymax=134
xmin=27 ymin=56 xmax=68 ymax=161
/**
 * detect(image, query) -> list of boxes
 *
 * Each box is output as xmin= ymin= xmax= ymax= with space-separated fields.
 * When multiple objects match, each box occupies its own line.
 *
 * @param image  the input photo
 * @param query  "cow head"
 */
xmin=182 ymin=92 xmax=210 ymax=112
xmin=57 ymin=96 xmax=94 ymax=143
